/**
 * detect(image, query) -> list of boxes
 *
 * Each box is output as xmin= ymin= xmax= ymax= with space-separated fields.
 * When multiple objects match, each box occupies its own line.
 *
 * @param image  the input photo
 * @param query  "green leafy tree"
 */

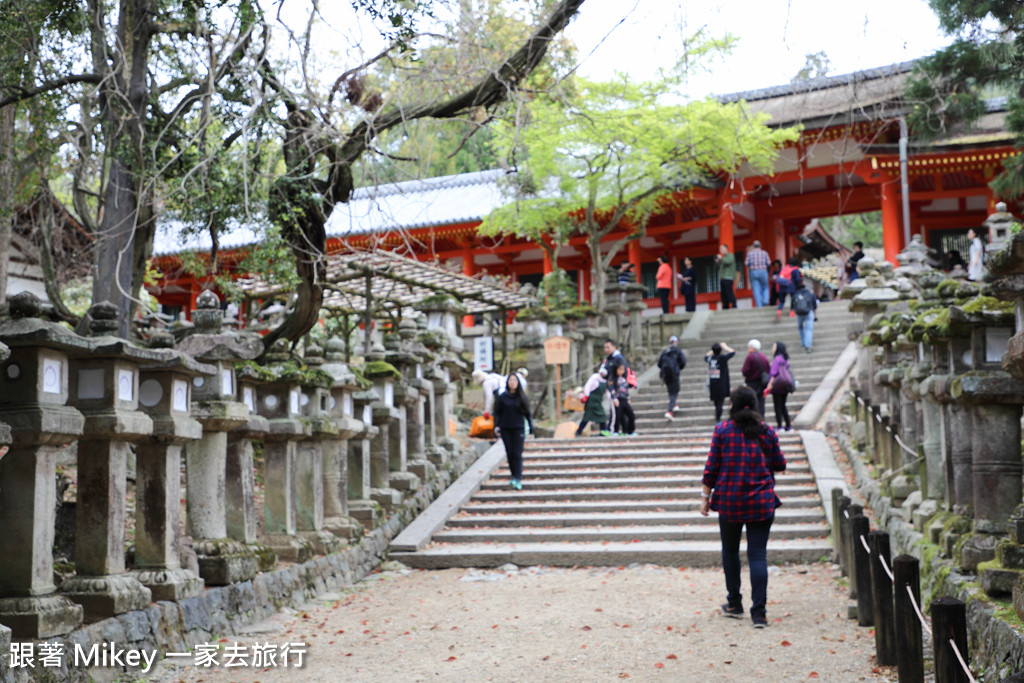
xmin=480 ymin=62 xmax=799 ymax=312
xmin=907 ymin=0 xmax=1024 ymax=197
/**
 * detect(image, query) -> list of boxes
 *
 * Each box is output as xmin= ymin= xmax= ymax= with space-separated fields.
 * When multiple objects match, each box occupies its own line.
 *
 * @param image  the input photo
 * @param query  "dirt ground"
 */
xmin=146 ymin=561 xmax=892 ymax=683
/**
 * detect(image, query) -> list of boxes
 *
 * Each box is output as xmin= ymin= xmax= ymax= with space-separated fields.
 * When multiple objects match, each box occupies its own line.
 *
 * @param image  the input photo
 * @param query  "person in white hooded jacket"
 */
xmin=472 ymin=370 xmax=506 ymax=416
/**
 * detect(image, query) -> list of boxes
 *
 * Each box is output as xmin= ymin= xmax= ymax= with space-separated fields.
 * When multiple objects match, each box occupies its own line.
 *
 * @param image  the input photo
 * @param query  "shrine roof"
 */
xmin=719 ymin=61 xmax=916 ymax=127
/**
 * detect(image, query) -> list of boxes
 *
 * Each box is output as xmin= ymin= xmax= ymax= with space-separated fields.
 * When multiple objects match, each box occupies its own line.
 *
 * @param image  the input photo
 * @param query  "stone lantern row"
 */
xmin=0 ymin=290 xmax=465 ymax=640
xmin=846 ymin=204 xmax=1024 ymax=603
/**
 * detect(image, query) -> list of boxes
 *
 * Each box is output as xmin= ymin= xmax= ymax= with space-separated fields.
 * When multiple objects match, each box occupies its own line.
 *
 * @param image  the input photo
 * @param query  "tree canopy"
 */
xmin=479 ymin=58 xmax=799 ymax=311
xmin=907 ymin=0 xmax=1024 ymax=197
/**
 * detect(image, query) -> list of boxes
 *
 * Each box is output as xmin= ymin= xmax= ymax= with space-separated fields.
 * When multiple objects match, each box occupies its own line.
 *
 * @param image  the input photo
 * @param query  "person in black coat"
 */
xmin=658 ymin=335 xmax=687 ymax=420
xmin=677 ymin=257 xmax=697 ymax=312
xmin=705 ymin=342 xmax=736 ymax=423
xmin=493 ymin=373 xmax=533 ymax=490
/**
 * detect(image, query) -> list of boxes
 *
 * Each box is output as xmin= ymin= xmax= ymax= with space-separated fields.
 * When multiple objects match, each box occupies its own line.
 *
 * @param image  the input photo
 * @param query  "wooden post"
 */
xmin=847 ymin=503 xmax=863 ymax=598
xmin=556 ymin=363 xmax=562 ymax=421
xmin=830 ymin=488 xmax=844 ymax=568
xmin=932 ymin=597 xmax=970 ymax=683
xmin=364 ymin=274 xmax=372 ymax=355
xmin=838 ymin=495 xmax=852 ymax=577
xmin=894 ymin=555 xmax=925 ymax=683
xmin=869 ymin=530 xmax=897 ymax=665
xmin=852 ymin=514 xmax=874 ymax=626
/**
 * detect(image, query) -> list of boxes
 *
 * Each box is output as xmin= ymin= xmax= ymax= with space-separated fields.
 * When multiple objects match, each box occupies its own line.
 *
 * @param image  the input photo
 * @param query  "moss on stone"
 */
xmin=936 ymin=278 xmax=961 ymax=299
xmin=363 ymin=360 xmax=402 ymax=381
xmin=961 ymin=295 xmax=1015 ymax=316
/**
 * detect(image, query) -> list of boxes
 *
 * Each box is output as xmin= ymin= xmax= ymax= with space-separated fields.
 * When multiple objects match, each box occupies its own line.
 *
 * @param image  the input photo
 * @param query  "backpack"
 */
xmin=792 ymin=288 xmax=815 ymax=315
xmin=626 ymin=367 xmax=638 ymax=389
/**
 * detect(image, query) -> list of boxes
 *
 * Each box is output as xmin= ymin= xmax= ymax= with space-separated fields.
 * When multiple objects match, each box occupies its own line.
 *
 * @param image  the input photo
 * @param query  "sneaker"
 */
xmin=664 ymin=412 xmax=674 ymax=421
xmin=805 ymin=347 xmax=812 ymax=354
xmin=753 ymin=619 xmax=767 ymax=629
xmin=513 ymin=479 xmax=523 ymax=490
xmin=672 ymin=404 xmax=681 ymax=413
xmin=789 ymin=310 xmax=796 ymax=317
xmin=775 ymin=309 xmax=782 ymax=321
xmin=599 ymin=429 xmax=612 ymax=437
xmin=721 ymin=603 xmax=744 ymax=619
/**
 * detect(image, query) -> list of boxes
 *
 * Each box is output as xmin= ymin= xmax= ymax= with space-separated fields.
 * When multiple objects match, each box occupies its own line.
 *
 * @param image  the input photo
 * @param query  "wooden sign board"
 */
xmin=544 ymin=336 xmax=571 ymax=365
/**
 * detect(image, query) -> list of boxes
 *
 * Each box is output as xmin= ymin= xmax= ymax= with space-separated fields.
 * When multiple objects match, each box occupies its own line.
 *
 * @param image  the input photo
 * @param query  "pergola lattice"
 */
xmin=237 ymin=249 xmax=535 ymax=314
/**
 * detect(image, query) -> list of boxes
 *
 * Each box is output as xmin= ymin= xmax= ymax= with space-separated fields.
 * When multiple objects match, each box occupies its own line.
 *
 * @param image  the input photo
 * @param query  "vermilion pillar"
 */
xmin=718 ymin=191 xmax=735 ymax=252
xmin=881 ymin=178 xmax=902 ymax=264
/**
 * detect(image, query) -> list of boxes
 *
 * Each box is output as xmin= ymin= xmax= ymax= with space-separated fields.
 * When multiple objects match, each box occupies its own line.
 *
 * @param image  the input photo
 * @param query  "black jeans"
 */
xmin=772 ymin=392 xmax=791 ymax=430
xmin=500 ymin=428 xmax=525 ymax=479
xmin=682 ymin=287 xmax=696 ymax=312
xmin=746 ymin=381 xmax=767 ymax=416
xmin=720 ymin=279 xmax=736 ymax=309
xmin=657 ymin=287 xmax=670 ymax=314
xmin=666 ymin=386 xmax=679 ymax=413
xmin=719 ymin=516 xmax=774 ymax=620
xmin=615 ymin=399 xmax=635 ymax=434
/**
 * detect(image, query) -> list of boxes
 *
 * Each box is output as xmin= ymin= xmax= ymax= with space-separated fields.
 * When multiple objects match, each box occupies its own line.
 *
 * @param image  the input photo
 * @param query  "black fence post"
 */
xmin=838 ymin=495 xmax=852 ymax=577
xmin=869 ymin=530 xmax=896 ymax=665
xmin=932 ymin=596 xmax=970 ymax=683
xmin=852 ymin=514 xmax=873 ymax=626
xmin=847 ymin=503 xmax=864 ymax=599
xmin=893 ymin=554 xmax=924 ymax=683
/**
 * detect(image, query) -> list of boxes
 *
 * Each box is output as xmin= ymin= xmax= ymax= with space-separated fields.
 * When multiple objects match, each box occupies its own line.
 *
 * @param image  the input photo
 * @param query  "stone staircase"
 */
xmin=391 ymin=301 xmax=857 ymax=569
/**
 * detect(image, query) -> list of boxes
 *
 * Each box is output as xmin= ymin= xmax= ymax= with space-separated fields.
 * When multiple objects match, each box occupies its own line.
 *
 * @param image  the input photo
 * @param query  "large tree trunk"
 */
xmin=0 ymin=105 xmax=14 ymax=305
xmin=588 ymin=231 xmax=607 ymax=312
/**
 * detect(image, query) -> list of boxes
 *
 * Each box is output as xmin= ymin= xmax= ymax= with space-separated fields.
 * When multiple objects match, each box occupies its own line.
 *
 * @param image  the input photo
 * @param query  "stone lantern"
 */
xmin=420 ymin=296 xmax=465 ymax=352
xmin=176 ymin=289 xmax=261 ymax=585
xmin=395 ymin=319 xmax=434 ymax=482
xmin=348 ymin=385 xmax=382 ymax=529
xmin=319 ymin=337 xmax=364 ymax=539
xmin=384 ymin=328 xmax=427 ymax=492
xmin=133 ymin=338 xmax=212 ymax=601
xmin=61 ymin=302 xmax=158 ymax=621
xmin=255 ymin=340 xmax=314 ymax=562
xmin=0 ymin=293 xmax=87 ymax=638
xmin=363 ymin=342 xmax=405 ymax=509
xmin=293 ymin=341 xmax=343 ymax=554
xmin=226 ymin=363 xmax=277 ymax=570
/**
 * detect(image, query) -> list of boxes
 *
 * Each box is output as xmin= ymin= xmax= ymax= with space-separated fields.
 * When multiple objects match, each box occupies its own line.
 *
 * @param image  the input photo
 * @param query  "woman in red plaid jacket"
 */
xmin=699 ymin=385 xmax=786 ymax=628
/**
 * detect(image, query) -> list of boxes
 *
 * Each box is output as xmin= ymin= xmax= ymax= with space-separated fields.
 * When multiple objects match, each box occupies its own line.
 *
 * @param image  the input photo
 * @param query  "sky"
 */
xmin=565 ymin=0 xmax=951 ymax=95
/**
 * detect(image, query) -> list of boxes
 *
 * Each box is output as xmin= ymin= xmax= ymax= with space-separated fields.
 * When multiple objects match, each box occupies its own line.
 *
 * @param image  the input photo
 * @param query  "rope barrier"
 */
xmin=877 ymin=553 xmax=894 ymax=582
xmin=892 ymin=432 xmax=920 ymax=460
xmin=843 ymin=509 xmax=849 ymax=519
xmin=905 ymin=585 xmax=932 ymax=637
xmin=949 ymin=638 xmax=978 ymax=683
xmin=859 ymin=534 xmax=871 ymax=554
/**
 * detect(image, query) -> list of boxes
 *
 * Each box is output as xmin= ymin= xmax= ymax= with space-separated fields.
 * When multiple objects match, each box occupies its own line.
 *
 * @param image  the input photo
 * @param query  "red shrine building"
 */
xmin=148 ymin=62 xmax=1021 ymax=319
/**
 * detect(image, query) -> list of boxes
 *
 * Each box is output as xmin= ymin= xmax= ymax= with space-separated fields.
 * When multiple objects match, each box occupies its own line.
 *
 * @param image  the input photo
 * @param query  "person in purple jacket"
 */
xmin=699 ymin=385 xmax=786 ymax=628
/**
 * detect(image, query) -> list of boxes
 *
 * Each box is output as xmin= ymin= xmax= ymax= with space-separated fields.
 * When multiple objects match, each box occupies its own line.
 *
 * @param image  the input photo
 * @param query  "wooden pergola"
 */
xmin=237 ymin=249 xmax=536 ymax=359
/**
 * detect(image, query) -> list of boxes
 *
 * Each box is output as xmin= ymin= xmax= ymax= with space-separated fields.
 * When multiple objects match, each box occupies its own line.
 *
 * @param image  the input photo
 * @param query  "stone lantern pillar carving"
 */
xmin=320 ymin=337 xmax=365 ymax=539
xmin=175 ymin=290 xmax=261 ymax=585
xmin=133 ymin=337 xmax=211 ymax=601
xmin=61 ymin=302 xmax=158 ymax=621
xmin=0 ymin=294 xmax=87 ymax=638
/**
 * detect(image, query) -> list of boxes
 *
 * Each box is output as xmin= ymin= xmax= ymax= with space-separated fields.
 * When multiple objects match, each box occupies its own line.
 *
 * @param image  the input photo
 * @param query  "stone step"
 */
xmin=431 ymin=522 xmax=829 ymax=544
xmin=471 ymin=484 xmax=815 ymax=503
xmin=480 ymin=474 xmax=816 ymax=489
xmin=391 ymin=538 xmax=834 ymax=569
xmin=446 ymin=507 xmax=824 ymax=528
xmin=486 ymin=464 xmax=812 ymax=479
xmin=460 ymin=496 xmax=822 ymax=515
xmin=503 ymin=454 xmax=808 ymax=468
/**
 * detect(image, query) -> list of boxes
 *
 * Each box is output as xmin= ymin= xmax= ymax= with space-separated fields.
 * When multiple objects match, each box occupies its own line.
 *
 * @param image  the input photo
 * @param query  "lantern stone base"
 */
xmin=301 ymin=530 xmax=344 ymax=555
xmin=133 ymin=567 xmax=204 ymax=602
xmin=389 ymin=471 xmax=421 ymax=493
xmin=263 ymin=534 xmax=314 ymax=563
xmin=0 ymin=594 xmax=83 ymax=639
xmin=324 ymin=515 xmax=364 ymax=540
xmin=61 ymin=573 xmax=152 ymax=622
xmin=348 ymin=500 xmax=384 ymax=531
xmin=370 ymin=487 xmax=402 ymax=513
xmin=193 ymin=538 xmax=259 ymax=586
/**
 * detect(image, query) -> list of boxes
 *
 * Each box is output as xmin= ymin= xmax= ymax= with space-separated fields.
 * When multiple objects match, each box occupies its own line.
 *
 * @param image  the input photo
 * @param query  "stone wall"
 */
xmin=1 ymin=444 xmax=479 ymax=683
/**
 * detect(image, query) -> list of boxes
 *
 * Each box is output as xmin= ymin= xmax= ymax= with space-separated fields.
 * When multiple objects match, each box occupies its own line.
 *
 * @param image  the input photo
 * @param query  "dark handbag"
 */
xmin=773 ymin=363 xmax=795 ymax=393
xmin=759 ymin=370 xmax=770 ymax=386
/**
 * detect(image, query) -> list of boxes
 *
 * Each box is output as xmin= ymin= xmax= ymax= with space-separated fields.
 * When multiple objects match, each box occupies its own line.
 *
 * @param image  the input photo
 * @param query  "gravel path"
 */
xmin=148 ymin=561 xmax=891 ymax=682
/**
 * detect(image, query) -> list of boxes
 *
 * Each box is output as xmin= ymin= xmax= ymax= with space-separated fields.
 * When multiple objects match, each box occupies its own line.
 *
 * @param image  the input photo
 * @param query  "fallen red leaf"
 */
xmin=781 ymin=641 xmax=792 ymax=647
xmin=445 ymin=656 xmax=457 ymax=662
xmin=666 ymin=654 xmax=678 ymax=660
xmin=809 ymin=673 xmax=819 ymax=678
xmin=655 ymin=663 xmax=664 ymax=669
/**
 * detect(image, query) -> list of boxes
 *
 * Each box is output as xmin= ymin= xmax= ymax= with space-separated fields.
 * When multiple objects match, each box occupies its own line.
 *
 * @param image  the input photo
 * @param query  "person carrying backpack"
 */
xmin=791 ymin=282 xmax=818 ymax=353
xmin=658 ymin=335 xmax=687 ymax=420
xmin=774 ymin=257 xmax=802 ymax=321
